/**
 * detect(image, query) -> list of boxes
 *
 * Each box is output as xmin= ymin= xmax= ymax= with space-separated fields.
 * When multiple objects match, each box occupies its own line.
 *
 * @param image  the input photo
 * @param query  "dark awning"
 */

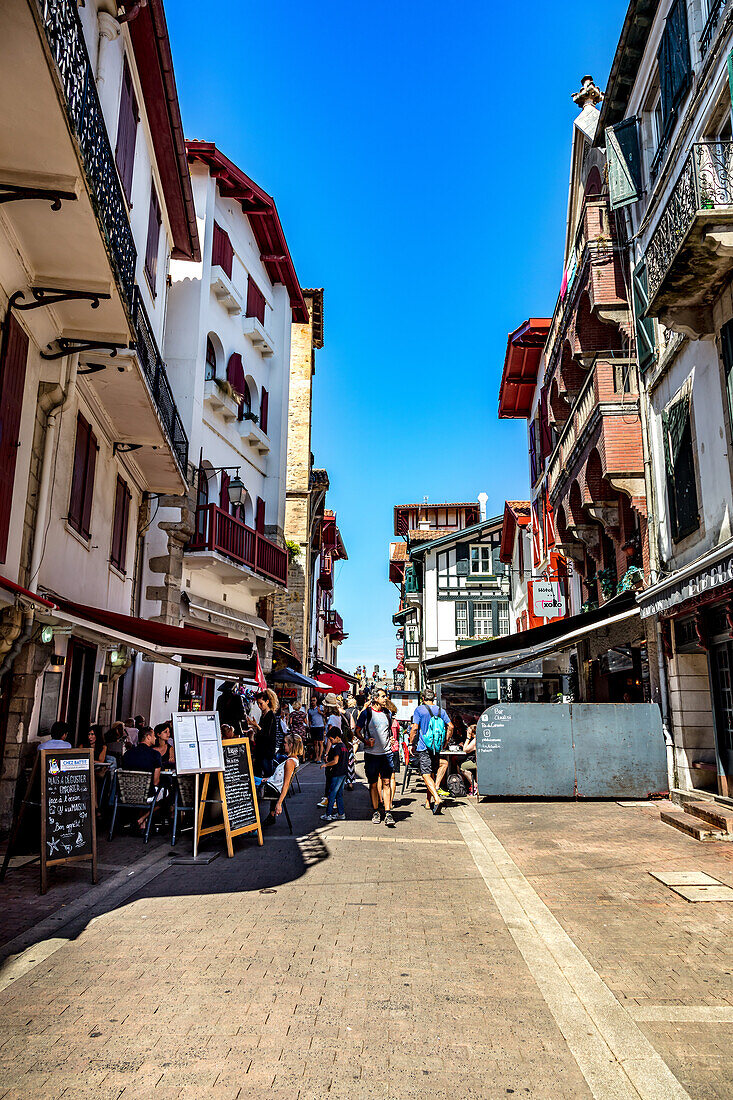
xmin=424 ymin=592 xmax=640 ymax=683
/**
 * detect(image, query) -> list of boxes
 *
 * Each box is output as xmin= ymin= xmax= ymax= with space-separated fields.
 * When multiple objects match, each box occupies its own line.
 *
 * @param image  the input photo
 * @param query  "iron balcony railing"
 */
xmin=189 ymin=504 xmax=288 ymax=587
xmin=646 ymin=141 xmax=733 ymax=303
xmin=700 ymin=0 xmax=728 ymax=59
xmin=130 ymin=289 xmax=189 ymax=473
xmin=36 ymin=0 xmax=136 ymax=302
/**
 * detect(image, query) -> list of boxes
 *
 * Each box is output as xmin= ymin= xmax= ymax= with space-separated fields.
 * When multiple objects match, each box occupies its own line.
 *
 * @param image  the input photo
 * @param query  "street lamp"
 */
xmin=227 ymin=471 xmax=246 ymax=508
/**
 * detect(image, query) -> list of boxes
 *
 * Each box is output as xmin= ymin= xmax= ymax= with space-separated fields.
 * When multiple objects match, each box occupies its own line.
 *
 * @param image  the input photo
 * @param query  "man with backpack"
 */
xmin=409 ymin=688 xmax=453 ymax=815
xmin=355 ymin=688 xmax=396 ymax=827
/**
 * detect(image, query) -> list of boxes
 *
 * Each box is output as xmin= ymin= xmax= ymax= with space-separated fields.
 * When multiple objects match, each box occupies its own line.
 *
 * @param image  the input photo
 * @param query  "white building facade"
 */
xmin=135 ymin=142 xmax=308 ymax=719
xmin=0 ymin=0 xmax=198 ymax=825
xmin=599 ymin=0 xmax=733 ymax=795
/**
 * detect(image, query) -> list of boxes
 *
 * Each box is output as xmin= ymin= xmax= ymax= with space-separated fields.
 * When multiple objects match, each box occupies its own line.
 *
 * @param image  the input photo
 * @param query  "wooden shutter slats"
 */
xmin=111 ymin=476 xmax=131 ymax=572
xmin=246 ymin=279 xmax=266 ymax=325
xmin=260 ymin=387 xmax=269 ymax=434
xmin=255 ymin=497 xmax=265 ymax=533
xmin=144 ymin=184 xmax=161 ymax=292
xmin=212 ymin=223 xmax=234 ymax=279
xmin=115 ymin=60 xmax=138 ymax=204
xmin=0 ymin=312 xmax=29 ymax=562
xmin=69 ymin=413 xmax=97 ymax=540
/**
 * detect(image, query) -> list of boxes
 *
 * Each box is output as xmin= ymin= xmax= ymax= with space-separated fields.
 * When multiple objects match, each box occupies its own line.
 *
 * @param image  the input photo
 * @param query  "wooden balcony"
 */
xmin=188 ymin=504 xmax=287 ymax=587
xmin=318 ymin=552 xmax=333 ymax=590
xmin=325 ymin=610 xmax=345 ymax=640
xmin=547 ymin=358 xmax=644 ymax=506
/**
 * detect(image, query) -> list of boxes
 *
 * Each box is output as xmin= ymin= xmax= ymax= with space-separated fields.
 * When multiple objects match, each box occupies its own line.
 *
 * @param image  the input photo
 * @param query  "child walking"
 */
xmin=320 ymin=725 xmax=348 ymax=822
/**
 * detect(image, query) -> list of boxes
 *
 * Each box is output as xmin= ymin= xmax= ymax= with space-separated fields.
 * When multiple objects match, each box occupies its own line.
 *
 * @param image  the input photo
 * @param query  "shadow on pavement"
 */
xmin=0 ymin=761 xmax=382 ymax=964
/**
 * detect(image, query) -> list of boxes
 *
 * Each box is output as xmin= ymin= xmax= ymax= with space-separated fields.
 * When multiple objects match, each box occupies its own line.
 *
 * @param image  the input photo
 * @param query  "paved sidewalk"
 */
xmin=0 ymin=764 xmax=732 ymax=1098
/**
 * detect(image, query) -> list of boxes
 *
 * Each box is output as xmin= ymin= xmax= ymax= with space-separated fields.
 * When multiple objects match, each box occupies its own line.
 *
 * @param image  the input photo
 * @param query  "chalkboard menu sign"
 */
xmin=41 ymin=748 xmax=97 ymax=894
xmin=222 ymin=740 xmax=258 ymax=833
xmin=197 ymin=737 xmax=263 ymax=856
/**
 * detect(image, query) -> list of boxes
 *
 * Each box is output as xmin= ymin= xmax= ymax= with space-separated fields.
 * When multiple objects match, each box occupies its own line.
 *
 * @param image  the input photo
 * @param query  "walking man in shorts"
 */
xmin=356 ymin=689 xmax=395 ymax=827
xmin=409 ymin=688 xmax=453 ymax=815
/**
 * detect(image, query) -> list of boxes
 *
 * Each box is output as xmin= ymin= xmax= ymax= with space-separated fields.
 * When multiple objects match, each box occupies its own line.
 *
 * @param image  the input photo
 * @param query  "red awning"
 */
xmin=0 ymin=574 xmax=56 ymax=610
xmin=36 ymin=595 xmax=254 ymax=679
xmin=498 ymin=318 xmax=551 ymax=419
xmin=315 ymin=671 xmax=352 ymax=695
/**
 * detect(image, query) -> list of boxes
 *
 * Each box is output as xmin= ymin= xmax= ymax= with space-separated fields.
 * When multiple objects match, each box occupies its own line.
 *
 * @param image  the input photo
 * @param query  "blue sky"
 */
xmin=167 ymin=0 xmax=627 ymax=675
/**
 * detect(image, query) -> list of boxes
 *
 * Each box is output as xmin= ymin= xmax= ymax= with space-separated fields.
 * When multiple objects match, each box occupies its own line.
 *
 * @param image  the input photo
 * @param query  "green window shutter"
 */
xmin=658 ymin=0 xmax=691 ymax=128
xmin=607 ymin=119 xmax=642 ymax=210
xmin=663 ymin=397 xmax=700 ymax=542
xmin=455 ymin=542 xmax=469 ymax=576
xmin=633 ymin=262 xmax=656 ymax=373
xmin=661 ymin=409 xmax=679 ymax=541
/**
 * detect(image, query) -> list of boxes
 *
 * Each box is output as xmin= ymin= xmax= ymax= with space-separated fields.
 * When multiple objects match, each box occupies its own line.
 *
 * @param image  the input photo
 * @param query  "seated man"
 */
xmin=37 ymin=720 xmax=71 ymax=750
xmin=122 ymin=727 xmax=162 ymax=831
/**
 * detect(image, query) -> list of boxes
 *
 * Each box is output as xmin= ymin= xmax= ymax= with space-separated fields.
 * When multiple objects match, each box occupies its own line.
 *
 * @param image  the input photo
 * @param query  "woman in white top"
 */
xmin=263 ymin=733 xmax=304 ymax=823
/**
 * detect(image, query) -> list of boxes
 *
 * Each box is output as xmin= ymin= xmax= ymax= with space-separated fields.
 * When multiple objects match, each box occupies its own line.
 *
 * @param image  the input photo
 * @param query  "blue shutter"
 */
xmin=632 ymin=262 xmax=656 ymax=374
xmin=607 ymin=118 xmax=642 ymax=209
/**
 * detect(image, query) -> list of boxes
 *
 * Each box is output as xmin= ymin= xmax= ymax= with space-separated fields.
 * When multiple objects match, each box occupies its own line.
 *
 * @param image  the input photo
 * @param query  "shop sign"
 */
xmin=395 ymin=646 xmax=404 ymax=660
xmin=640 ymin=555 xmax=733 ymax=618
xmin=532 ymin=581 xmax=565 ymax=619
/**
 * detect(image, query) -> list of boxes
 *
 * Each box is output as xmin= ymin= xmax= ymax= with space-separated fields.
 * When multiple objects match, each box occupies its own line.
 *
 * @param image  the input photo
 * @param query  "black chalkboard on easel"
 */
xmin=197 ymin=737 xmax=263 ymax=856
xmin=40 ymin=748 xmax=97 ymax=894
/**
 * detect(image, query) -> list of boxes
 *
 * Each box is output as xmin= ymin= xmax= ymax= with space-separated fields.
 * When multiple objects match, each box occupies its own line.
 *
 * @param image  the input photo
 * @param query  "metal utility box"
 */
xmin=476 ymin=703 xmax=667 ymax=798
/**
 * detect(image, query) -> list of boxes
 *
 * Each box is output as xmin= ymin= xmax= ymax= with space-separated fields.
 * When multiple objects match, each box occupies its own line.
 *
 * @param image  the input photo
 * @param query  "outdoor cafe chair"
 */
xmin=260 ymin=781 xmax=293 ymax=834
xmin=170 ymin=775 xmax=196 ymax=847
xmin=108 ymin=769 xmax=160 ymax=844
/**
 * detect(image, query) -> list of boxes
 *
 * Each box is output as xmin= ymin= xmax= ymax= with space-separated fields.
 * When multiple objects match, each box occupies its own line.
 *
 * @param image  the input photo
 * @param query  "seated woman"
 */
xmin=460 ymin=724 xmax=477 ymax=795
xmin=84 ymin=725 xmax=108 ymax=811
xmin=153 ymin=721 xmax=175 ymax=768
xmin=260 ymin=733 xmax=303 ymax=825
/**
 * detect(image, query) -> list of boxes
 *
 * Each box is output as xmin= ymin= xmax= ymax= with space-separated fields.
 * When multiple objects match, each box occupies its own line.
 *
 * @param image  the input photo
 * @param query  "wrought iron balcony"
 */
xmin=189 ymin=504 xmax=288 ymax=587
xmin=130 ymin=289 xmax=189 ymax=473
xmin=35 ymin=0 xmax=136 ymax=304
xmin=645 ymin=141 xmax=733 ymax=335
xmin=700 ymin=0 xmax=727 ymax=59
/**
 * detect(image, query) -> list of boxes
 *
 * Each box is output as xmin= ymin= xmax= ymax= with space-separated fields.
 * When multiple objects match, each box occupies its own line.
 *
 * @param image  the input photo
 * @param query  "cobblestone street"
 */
xmin=2 ymin=765 xmax=733 ymax=1099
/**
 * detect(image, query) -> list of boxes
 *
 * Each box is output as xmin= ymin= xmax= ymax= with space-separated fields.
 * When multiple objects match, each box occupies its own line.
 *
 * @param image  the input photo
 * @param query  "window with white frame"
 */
xmin=498 ymin=604 xmax=510 ymax=636
xmin=473 ymin=602 xmax=493 ymax=637
xmin=470 ymin=544 xmax=493 ymax=575
xmin=455 ymin=601 xmax=469 ymax=638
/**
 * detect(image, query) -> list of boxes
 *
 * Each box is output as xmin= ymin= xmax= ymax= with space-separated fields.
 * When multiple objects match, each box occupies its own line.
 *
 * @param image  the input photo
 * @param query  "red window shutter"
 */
xmin=226 ymin=353 xmax=245 ymax=395
xmin=80 ymin=426 xmax=97 ymax=539
xmin=260 ymin=387 xmax=269 ymax=434
xmin=111 ymin=476 xmax=131 ymax=572
xmin=220 ymin=471 xmax=230 ymax=512
xmin=212 ymin=223 xmax=234 ymax=279
xmin=0 ymin=312 xmax=28 ymax=562
xmin=539 ymin=387 xmax=552 ymax=459
xmin=144 ymin=183 xmax=161 ymax=292
xmin=115 ymin=59 xmax=138 ymax=203
xmin=255 ymin=497 xmax=265 ymax=532
xmin=246 ymin=278 xmax=266 ymax=324
xmin=69 ymin=414 xmax=90 ymax=534
xmin=69 ymin=414 xmax=97 ymax=539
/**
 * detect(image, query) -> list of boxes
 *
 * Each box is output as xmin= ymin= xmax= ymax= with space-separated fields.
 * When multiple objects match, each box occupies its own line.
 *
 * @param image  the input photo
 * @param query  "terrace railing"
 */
xmin=190 ymin=504 xmax=288 ymax=587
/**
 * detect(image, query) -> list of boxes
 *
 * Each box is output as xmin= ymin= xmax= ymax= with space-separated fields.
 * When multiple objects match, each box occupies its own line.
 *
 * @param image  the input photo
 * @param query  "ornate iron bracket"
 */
xmin=77 ymin=363 xmax=107 ymax=376
xmin=9 ymin=287 xmax=111 ymax=313
xmin=0 ymin=183 xmax=77 ymax=210
xmin=40 ymin=338 xmax=126 ymax=361
xmin=112 ymin=442 xmax=143 ymax=456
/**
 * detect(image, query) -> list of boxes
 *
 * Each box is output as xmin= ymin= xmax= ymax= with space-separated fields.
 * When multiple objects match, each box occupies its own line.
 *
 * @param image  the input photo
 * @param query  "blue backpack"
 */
xmin=422 ymin=706 xmax=446 ymax=752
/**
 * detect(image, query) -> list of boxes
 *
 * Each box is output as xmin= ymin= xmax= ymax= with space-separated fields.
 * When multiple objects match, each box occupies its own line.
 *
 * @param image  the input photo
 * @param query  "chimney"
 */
xmin=478 ymin=493 xmax=488 ymax=521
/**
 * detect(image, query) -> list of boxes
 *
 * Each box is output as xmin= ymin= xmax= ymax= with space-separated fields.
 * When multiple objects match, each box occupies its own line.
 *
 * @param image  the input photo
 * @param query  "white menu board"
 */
xmin=172 ymin=711 xmax=225 ymax=775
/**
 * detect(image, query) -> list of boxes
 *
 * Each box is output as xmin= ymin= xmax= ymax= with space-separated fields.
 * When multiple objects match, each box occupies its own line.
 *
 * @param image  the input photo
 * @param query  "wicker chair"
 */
xmin=108 ymin=769 xmax=160 ymax=843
